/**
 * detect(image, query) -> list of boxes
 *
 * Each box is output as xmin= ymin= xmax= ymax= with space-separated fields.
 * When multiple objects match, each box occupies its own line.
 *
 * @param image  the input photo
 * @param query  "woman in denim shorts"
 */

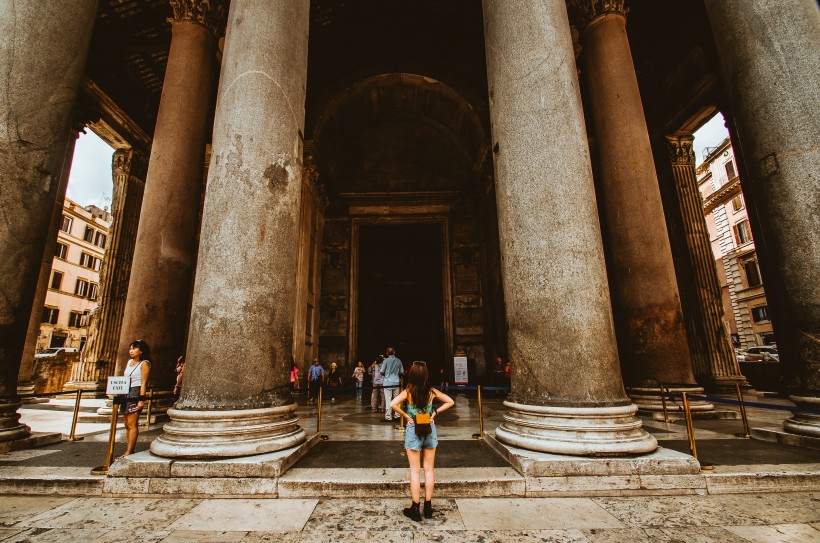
xmin=390 ymin=361 xmax=454 ymax=522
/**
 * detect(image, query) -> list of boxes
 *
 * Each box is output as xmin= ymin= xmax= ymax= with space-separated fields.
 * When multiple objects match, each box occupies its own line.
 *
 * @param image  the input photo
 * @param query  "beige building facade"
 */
xmin=699 ymin=139 xmax=774 ymax=350
xmin=37 ymin=198 xmax=111 ymax=352
xmin=1 ymin=0 xmax=818 ymax=466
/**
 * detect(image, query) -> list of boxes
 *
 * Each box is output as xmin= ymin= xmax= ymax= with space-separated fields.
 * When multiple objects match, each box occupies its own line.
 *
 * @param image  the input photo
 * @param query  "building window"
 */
xmin=88 ymin=283 xmax=99 ymax=301
xmin=68 ymin=311 xmax=84 ymax=328
xmin=725 ymin=160 xmax=736 ymax=180
xmin=75 ymin=278 xmax=90 ymax=297
xmin=79 ymin=252 xmax=101 ymax=271
xmin=60 ymin=215 xmax=72 ymax=234
xmin=84 ymin=226 xmax=95 ymax=243
xmin=733 ymin=220 xmax=753 ymax=245
xmin=42 ymin=307 xmax=59 ymax=325
xmin=731 ymin=195 xmax=744 ymax=212
xmin=50 ymin=271 xmax=63 ymax=290
xmin=751 ymin=305 xmax=770 ymax=323
xmin=94 ymin=231 xmax=107 ymax=249
xmin=743 ymin=260 xmax=762 ymax=287
xmin=55 ymin=242 xmax=68 ymax=259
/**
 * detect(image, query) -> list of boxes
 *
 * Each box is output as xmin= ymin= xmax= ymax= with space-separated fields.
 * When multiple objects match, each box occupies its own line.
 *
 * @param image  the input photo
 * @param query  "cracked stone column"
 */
xmin=116 ymin=0 xmax=222 ymax=391
xmin=705 ymin=0 xmax=820 ymax=437
xmin=572 ymin=1 xmax=712 ymax=414
xmin=65 ymin=149 xmax=147 ymax=392
xmin=665 ymin=135 xmax=747 ymax=390
xmin=482 ymin=0 xmax=656 ymax=455
xmin=0 ymin=1 xmax=98 ymax=442
xmin=151 ymin=0 xmax=310 ymax=458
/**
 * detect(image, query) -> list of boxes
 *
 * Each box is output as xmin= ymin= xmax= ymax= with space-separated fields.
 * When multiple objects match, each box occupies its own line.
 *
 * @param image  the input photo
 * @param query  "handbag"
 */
xmin=414 ymin=412 xmax=432 ymax=436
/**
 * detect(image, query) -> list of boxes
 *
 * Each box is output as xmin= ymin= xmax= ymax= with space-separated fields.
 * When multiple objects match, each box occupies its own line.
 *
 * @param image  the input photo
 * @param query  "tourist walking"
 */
xmin=390 ymin=360 xmax=455 ymax=522
xmin=326 ymin=362 xmax=343 ymax=402
xmin=120 ymin=339 xmax=152 ymax=458
xmin=370 ymin=356 xmax=385 ymax=412
xmin=381 ymin=347 xmax=403 ymax=422
xmin=173 ymin=355 xmax=185 ymax=396
xmin=352 ymin=361 xmax=365 ymax=403
xmin=289 ymin=359 xmax=300 ymax=393
xmin=307 ymin=358 xmax=324 ymax=403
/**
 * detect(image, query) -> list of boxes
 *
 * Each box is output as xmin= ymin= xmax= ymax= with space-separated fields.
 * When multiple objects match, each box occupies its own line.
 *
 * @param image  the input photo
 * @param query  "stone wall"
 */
xmin=318 ymin=217 xmax=351 ymax=371
xmin=30 ymin=353 xmax=79 ymax=395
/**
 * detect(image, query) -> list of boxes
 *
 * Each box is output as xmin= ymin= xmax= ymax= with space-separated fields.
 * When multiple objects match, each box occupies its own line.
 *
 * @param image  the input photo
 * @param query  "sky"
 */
xmin=692 ymin=113 xmax=730 ymax=166
xmin=66 ymin=130 xmax=115 ymax=209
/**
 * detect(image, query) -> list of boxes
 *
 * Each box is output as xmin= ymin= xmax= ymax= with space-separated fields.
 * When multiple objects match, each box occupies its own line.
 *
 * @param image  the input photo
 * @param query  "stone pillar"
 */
xmin=17 ymin=128 xmax=80 ymax=400
xmin=482 ymin=0 xmax=656 ymax=455
xmin=116 ymin=0 xmax=222 ymax=391
xmin=0 ymin=1 xmax=98 ymax=442
xmin=665 ymin=135 xmax=747 ymax=389
xmin=151 ymin=0 xmax=310 ymax=458
xmin=572 ymin=1 xmax=712 ymax=413
xmin=65 ymin=149 xmax=147 ymax=392
xmin=705 ymin=0 xmax=820 ymax=437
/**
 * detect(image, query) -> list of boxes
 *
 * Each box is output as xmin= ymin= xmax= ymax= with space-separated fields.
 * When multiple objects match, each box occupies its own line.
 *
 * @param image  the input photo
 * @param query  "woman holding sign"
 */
xmin=121 ymin=339 xmax=151 ymax=457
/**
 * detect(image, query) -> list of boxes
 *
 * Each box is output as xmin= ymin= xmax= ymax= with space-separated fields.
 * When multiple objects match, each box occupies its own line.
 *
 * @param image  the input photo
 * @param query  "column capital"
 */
xmin=666 ymin=135 xmax=696 ymax=167
xmin=112 ymin=148 xmax=148 ymax=180
xmin=168 ymin=0 xmax=227 ymax=38
xmin=567 ymin=0 xmax=628 ymax=31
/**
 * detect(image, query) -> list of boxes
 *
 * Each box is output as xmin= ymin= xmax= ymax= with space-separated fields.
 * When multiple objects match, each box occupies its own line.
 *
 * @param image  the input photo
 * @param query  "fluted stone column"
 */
xmin=482 ymin=0 xmax=656 ymax=455
xmin=65 ymin=149 xmax=147 ymax=392
xmin=705 ymin=0 xmax=820 ymax=437
xmin=116 ymin=0 xmax=222 ymax=391
xmin=151 ymin=0 xmax=310 ymax=458
xmin=0 ymin=1 xmax=98 ymax=442
xmin=665 ymin=135 xmax=747 ymax=389
xmin=572 ymin=1 xmax=712 ymax=413
xmin=17 ymin=128 xmax=79 ymax=400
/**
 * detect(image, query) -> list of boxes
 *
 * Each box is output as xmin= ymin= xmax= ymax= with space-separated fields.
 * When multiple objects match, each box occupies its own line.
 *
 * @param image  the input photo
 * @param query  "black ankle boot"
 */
xmin=423 ymin=499 xmax=433 ymax=519
xmin=403 ymin=501 xmax=421 ymax=522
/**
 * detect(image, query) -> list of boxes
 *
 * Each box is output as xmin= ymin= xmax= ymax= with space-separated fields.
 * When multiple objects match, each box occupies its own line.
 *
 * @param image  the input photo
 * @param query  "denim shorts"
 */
xmin=404 ymin=421 xmax=438 ymax=451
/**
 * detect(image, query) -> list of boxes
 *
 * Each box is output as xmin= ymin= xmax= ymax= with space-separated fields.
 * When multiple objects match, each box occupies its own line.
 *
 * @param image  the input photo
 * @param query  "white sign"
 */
xmin=453 ymin=356 xmax=469 ymax=385
xmin=106 ymin=376 xmax=131 ymax=395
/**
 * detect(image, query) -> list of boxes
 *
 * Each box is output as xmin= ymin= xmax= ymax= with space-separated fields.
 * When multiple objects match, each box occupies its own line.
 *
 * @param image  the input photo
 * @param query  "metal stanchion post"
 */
xmin=658 ymin=382 xmax=670 ymax=427
xmin=681 ymin=392 xmax=697 ymax=460
xmin=67 ymin=388 xmax=84 ymax=441
xmin=317 ymin=386 xmax=328 ymax=440
xmin=735 ymin=383 xmax=752 ymax=438
xmin=91 ymin=402 xmax=120 ymax=475
xmin=144 ymin=385 xmax=154 ymax=429
xmin=472 ymin=386 xmax=484 ymax=439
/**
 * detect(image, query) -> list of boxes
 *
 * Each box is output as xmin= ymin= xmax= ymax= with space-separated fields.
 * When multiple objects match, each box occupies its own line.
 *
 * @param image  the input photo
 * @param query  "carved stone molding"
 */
xmin=168 ymin=0 xmax=227 ymax=38
xmin=666 ymin=135 xmax=696 ymax=167
xmin=567 ymin=0 xmax=628 ymax=30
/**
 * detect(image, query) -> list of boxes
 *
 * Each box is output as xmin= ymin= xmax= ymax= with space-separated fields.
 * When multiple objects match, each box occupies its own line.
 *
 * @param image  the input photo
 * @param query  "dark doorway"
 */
xmin=357 ymin=223 xmax=445 ymax=372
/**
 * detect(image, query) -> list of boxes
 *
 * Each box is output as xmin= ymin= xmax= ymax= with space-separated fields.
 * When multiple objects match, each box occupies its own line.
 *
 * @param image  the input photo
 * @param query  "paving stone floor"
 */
xmin=0 ymin=493 xmax=817 ymax=542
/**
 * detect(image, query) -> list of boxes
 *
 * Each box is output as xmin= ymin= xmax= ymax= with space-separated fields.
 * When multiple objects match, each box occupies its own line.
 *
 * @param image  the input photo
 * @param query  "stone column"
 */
xmin=17 ymin=128 xmax=79 ymax=400
xmin=65 ymin=149 xmax=147 ymax=392
xmin=572 ymin=1 xmax=712 ymax=413
xmin=151 ymin=0 xmax=310 ymax=458
xmin=665 ymin=135 xmax=748 ymax=389
xmin=116 ymin=0 xmax=222 ymax=391
xmin=705 ymin=0 xmax=820 ymax=437
xmin=482 ymin=0 xmax=656 ymax=455
xmin=0 ymin=1 xmax=98 ymax=442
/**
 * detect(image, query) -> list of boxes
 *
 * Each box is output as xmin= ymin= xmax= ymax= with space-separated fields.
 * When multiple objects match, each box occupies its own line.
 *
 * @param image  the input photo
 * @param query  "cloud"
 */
xmin=693 ymin=113 xmax=730 ymax=166
xmin=66 ymin=130 xmax=115 ymax=209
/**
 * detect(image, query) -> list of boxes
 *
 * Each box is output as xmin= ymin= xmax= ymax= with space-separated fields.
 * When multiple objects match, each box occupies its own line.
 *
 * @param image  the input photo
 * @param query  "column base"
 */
xmin=628 ymin=385 xmax=715 ymax=413
xmin=63 ymin=380 xmax=105 ymax=392
xmin=0 ymin=401 xmax=31 ymax=443
xmin=495 ymin=401 xmax=657 ymax=456
xmin=151 ymin=404 xmax=307 ymax=459
xmin=701 ymin=375 xmax=751 ymax=392
xmin=783 ymin=396 xmax=820 ymax=438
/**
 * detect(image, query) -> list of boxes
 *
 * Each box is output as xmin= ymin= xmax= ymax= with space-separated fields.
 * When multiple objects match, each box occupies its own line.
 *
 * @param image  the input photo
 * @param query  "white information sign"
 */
xmin=106 ymin=376 xmax=131 ymax=395
xmin=453 ymin=356 xmax=469 ymax=385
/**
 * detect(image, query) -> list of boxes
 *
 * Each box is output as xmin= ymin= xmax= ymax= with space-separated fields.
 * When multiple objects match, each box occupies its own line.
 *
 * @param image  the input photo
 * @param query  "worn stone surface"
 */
xmin=0 ymin=0 xmax=98 ymax=441
xmin=116 ymin=16 xmax=220 ymax=391
xmin=704 ymin=0 xmax=820 ymax=402
xmin=482 ymin=0 xmax=653 ymax=455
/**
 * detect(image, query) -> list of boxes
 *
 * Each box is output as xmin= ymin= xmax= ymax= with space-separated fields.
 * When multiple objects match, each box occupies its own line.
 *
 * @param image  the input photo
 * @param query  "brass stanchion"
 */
xmin=681 ymin=392 xmax=697 ymax=460
xmin=91 ymin=402 xmax=120 ymax=475
xmin=735 ymin=383 xmax=752 ymax=438
xmin=144 ymin=385 xmax=154 ymax=429
xmin=317 ymin=386 xmax=328 ymax=440
xmin=472 ymin=386 xmax=484 ymax=439
xmin=67 ymin=388 xmax=84 ymax=441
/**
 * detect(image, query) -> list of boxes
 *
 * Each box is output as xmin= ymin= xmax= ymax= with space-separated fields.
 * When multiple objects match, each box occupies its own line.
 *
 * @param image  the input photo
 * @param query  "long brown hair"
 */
xmin=406 ymin=361 xmax=431 ymax=408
